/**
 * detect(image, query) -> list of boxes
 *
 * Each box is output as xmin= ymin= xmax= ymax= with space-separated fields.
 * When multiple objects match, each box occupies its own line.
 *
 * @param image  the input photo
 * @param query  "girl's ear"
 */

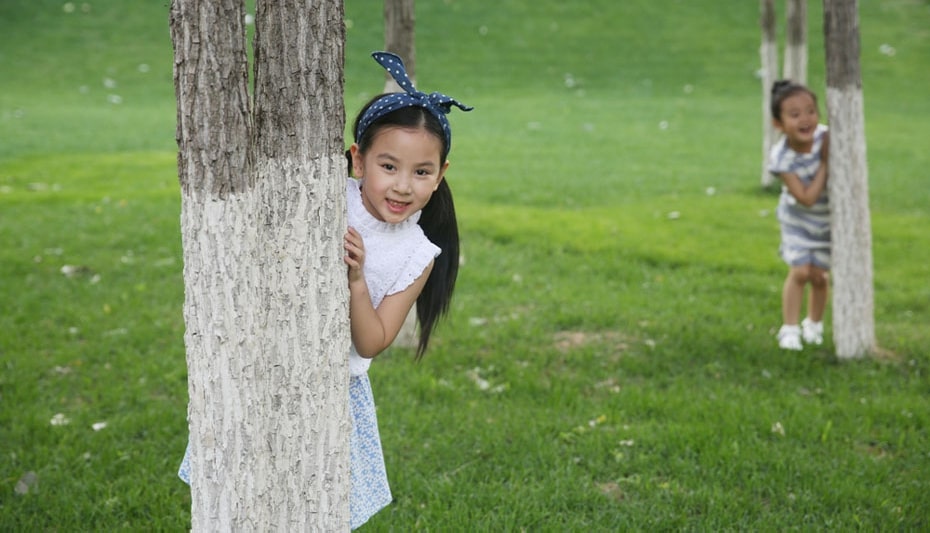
xmin=349 ymin=144 xmax=364 ymax=177
xmin=771 ymin=118 xmax=783 ymax=131
xmin=434 ymin=160 xmax=450 ymax=191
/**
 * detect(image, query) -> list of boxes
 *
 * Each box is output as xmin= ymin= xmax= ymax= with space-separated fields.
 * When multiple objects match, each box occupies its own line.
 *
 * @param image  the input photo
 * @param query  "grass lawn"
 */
xmin=1 ymin=0 xmax=928 ymax=530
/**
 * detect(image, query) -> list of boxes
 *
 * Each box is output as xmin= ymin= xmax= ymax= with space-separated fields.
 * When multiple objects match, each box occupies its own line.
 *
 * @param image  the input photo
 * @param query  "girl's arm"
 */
xmin=779 ymin=167 xmax=826 ymax=207
xmin=779 ymin=133 xmax=830 ymax=207
xmin=344 ymin=227 xmax=434 ymax=358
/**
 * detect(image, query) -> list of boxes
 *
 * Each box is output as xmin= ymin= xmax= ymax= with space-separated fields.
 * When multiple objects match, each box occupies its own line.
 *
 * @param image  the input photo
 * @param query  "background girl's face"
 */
xmin=351 ymin=126 xmax=449 ymax=224
xmin=774 ymin=92 xmax=819 ymax=151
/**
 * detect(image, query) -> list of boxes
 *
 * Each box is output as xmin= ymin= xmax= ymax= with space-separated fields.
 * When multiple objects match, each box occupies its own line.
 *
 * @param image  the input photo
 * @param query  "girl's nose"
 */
xmin=394 ymin=174 xmax=413 ymax=193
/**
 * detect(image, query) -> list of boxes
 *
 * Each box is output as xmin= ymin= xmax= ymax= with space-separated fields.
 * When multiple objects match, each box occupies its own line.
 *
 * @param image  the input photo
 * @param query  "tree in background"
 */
xmin=759 ymin=0 xmax=809 ymax=188
xmin=759 ymin=0 xmax=779 ymax=187
xmin=383 ymin=0 xmax=421 ymax=348
xmin=784 ymin=0 xmax=808 ymax=84
xmin=383 ymin=0 xmax=415 ymax=92
xmin=823 ymin=0 xmax=875 ymax=358
xmin=169 ymin=0 xmax=350 ymax=528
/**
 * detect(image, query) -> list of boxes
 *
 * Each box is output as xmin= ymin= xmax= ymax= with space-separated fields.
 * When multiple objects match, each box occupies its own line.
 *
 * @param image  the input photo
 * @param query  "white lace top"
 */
xmin=346 ymin=178 xmax=441 ymax=376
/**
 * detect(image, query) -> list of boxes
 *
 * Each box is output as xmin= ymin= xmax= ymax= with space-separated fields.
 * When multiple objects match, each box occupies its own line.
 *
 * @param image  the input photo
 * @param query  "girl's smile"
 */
xmin=350 ymin=126 xmax=449 ymax=224
xmin=774 ymin=92 xmax=820 ymax=153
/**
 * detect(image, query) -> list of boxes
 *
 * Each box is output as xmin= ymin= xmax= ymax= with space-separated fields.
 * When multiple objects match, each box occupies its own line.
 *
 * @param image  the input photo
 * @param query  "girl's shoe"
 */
xmin=801 ymin=318 xmax=823 ymax=345
xmin=777 ymin=324 xmax=802 ymax=351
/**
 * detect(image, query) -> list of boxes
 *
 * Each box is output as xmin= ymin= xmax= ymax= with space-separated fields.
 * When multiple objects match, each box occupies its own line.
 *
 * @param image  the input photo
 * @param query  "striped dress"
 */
xmin=769 ymin=124 xmax=831 ymax=269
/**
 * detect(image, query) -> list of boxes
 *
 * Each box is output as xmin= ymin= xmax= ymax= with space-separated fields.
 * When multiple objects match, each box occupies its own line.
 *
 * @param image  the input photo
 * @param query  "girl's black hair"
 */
xmin=770 ymin=79 xmax=818 ymax=120
xmin=347 ymin=94 xmax=460 ymax=358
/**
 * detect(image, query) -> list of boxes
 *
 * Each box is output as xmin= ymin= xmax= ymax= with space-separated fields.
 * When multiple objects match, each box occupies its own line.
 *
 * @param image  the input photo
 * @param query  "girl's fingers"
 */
xmin=344 ymin=242 xmax=364 ymax=270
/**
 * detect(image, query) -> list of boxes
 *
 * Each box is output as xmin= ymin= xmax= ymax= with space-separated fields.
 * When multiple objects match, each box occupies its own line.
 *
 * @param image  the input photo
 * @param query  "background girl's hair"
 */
xmin=347 ymin=95 xmax=460 ymax=358
xmin=770 ymin=79 xmax=818 ymax=120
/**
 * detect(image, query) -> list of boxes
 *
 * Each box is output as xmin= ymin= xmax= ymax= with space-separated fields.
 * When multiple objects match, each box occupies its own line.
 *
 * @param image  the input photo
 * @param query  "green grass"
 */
xmin=2 ymin=0 xmax=929 ymax=530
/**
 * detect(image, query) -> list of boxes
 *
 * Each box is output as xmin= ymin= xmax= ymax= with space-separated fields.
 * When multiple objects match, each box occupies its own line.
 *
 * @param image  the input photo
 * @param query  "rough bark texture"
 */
xmin=170 ymin=0 xmax=350 ymax=529
xmin=171 ymin=0 xmax=252 ymax=197
xmin=824 ymin=0 xmax=861 ymax=88
xmin=823 ymin=0 xmax=875 ymax=359
xmin=383 ymin=0 xmax=415 ymax=92
xmin=760 ymin=0 xmax=779 ymax=187
xmin=254 ymin=0 xmax=346 ymax=159
xmin=784 ymin=0 xmax=808 ymax=84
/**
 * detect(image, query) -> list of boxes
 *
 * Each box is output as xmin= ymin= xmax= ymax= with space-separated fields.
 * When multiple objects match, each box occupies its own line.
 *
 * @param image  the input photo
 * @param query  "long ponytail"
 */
xmin=415 ymin=178 xmax=459 ymax=358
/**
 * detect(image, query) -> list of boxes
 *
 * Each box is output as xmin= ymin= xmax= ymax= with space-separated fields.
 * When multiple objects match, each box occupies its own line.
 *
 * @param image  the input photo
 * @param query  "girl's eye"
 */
xmin=381 ymin=163 xmax=395 ymax=171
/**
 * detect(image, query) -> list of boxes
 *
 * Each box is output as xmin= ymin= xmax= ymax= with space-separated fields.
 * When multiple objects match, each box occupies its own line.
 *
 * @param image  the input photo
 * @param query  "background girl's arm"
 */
xmin=779 ymin=168 xmax=826 ymax=207
xmin=344 ymin=226 xmax=434 ymax=358
xmin=779 ymin=132 xmax=830 ymax=207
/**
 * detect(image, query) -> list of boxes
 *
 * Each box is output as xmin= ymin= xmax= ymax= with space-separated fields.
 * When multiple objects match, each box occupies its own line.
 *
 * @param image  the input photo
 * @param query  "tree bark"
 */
xmin=170 ymin=0 xmax=351 ymax=529
xmin=760 ymin=0 xmax=779 ymax=188
xmin=383 ymin=0 xmax=415 ymax=92
xmin=784 ymin=0 xmax=808 ymax=84
xmin=823 ymin=0 xmax=875 ymax=359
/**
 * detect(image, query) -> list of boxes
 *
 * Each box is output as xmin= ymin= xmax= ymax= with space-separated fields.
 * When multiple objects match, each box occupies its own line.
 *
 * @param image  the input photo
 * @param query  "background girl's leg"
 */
xmin=782 ymin=265 xmax=809 ymax=326
xmin=807 ymin=266 xmax=829 ymax=322
xmin=778 ymin=265 xmax=809 ymax=350
xmin=801 ymin=266 xmax=828 ymax=345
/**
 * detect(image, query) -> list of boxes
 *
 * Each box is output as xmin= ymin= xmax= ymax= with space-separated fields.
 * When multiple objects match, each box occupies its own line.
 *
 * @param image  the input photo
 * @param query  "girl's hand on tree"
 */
xmin=344 ymin=227 xmax=365 ymax=283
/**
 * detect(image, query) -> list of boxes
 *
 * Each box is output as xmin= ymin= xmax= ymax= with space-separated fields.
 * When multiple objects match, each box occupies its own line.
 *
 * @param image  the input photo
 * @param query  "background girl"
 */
xmin=769 ymin=80 xmax=830 ymax=351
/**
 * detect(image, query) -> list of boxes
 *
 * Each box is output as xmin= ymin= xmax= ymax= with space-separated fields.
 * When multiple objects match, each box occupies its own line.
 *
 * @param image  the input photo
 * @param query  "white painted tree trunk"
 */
xmin=171 ymin=0 xmax=351 ymax=529
xmin=824 ymin=0 xmax=875 ymax=359
xmin=180 ymin=159 xmax=350 ymax=530
xmin=784 ymin=0 xmax=808 ymax=84
xmin=760 ymin=0 xmax=779 ymax=188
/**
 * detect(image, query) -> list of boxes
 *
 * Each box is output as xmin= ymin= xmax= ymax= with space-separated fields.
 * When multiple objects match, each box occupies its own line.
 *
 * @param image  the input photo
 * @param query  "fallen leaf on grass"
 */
xmin=61 ymin=265 xmax=94 ymax=278
xmin=465 ymin=368 xmax=490 ymax=391
xmin=597 ymin=481 xmax=625 ymax=501
xmin=771 ymin=421 xmax=785 ymax=437
xmin=15 ymin=471 xmax=38 ymax=495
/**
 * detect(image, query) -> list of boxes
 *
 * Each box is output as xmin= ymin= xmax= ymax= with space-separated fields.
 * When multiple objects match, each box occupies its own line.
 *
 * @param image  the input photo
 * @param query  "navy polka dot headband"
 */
xmin=355 ymin=52 xmax=473 ymax=158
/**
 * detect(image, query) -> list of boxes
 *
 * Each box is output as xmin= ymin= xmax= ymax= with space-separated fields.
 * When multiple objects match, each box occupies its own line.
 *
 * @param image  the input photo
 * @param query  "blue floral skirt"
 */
xmin=176 ymin=374 xmax=391 ymax=529
xmin=349 ymin=373 xmax=392 ymax=529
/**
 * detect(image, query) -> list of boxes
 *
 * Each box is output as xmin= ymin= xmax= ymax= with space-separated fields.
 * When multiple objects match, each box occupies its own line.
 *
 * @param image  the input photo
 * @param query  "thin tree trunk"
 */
xmin=823 ymin=0 xmax=875 ymax=359
xmin=383 ymin=0 xmax=415 ymax=92
xmin=784 ymin=0 xmax=808 ymax=84
xmin=760 ymin=0 xmax=779 ymax=188
xmin=171 ymin=0 xmax=350 ymax=529
xmin=383 ymin=0 xmax=420 ymax=348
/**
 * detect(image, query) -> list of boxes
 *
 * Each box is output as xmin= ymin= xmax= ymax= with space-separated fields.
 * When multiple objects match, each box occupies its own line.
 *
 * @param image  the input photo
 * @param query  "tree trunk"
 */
xmin=383 ymin=0 xmax=415 ymax=93
xmin=760 ymin=0 xmax=779 ymax=188
xmin=823 ymin=0 xmax=875 ymax=359
xmin=170 ymin=0 xmax=351 ymax=529
xmin=383 ymin=0 xmax=420 ymax=348
xmin=784 ymin=0 xmax=808 ymax=84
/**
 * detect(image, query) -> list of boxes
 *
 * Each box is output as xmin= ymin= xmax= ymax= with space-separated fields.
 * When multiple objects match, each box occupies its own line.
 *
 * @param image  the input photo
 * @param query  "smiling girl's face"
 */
xmin=350 ymin=125 xmax=449 ymax=224
xmin=774 ymin=91 xmax=820 ymax=153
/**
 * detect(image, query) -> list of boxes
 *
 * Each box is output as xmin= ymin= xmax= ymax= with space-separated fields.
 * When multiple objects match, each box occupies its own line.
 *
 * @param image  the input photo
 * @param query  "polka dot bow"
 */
xmin=356 ymin=51 xmax=473 ymax=158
